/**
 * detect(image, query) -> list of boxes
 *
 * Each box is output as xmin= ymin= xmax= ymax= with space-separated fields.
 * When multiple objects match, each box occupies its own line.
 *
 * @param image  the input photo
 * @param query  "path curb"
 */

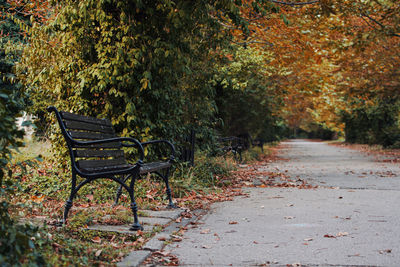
xmin=117 ymin=209 xmax=206 ymax=267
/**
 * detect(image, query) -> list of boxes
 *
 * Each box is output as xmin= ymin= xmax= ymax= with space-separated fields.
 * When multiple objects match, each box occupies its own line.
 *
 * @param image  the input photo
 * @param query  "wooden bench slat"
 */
xmin=60 ymin=111 xmax=112 ymax=127
xmin=64 ymin=120 xmax=115 ymax=134
xmin=74 ymin=149 xmax=125 ymax=158
xmin=80 ymin=164 xmax=133 ymax=173
xmin=69 ymin=131 xmax=116 ymax=140
xmin=73 ymin=142 xmax=122 ymax=149
xmin=77 ymin=158 xmax=128 ymax=171
xmin=140 ymin=162 xmax=171 ymax=174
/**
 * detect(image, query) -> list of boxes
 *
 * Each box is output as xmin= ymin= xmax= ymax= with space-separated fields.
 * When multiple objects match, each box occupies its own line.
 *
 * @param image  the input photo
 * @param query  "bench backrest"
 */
xmin=52 ymin=108 xmax=129 ymax=174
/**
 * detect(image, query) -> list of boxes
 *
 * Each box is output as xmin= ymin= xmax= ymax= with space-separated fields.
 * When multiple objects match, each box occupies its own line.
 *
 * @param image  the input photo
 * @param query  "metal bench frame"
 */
xmin=47 ymin=106 xmax=176 ymax=231
xmin=217 ymin=136 xmax=243 ymax=162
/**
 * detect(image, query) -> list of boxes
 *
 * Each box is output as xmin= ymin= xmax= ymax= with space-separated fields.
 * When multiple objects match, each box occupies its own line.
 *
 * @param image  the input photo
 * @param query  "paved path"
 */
xmin=162 ymin=140 xmax=400 ymax=267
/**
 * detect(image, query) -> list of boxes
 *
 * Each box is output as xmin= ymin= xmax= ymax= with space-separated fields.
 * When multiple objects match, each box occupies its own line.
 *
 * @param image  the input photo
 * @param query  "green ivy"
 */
xmin=211 ymin=45 xmax=285 ymax=140
xmin=18 ymin=0 xmax=277 ymax=160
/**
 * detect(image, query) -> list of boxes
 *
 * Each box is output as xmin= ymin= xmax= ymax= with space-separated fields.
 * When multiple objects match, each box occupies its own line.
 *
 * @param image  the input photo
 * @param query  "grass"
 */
xmin=11 ymin=138 xmax=52 ymax=164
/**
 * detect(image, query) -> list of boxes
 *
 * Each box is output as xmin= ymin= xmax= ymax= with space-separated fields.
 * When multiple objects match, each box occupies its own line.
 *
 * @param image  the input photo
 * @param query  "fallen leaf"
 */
xmin=324 ymin=234 xmax=336 ymax=238
xmin=337 ymin=232 xmax=349 ymax=237
xmin=95 ymin=249 xmax=102 ymax=257
xmin=52 ymin=242 xmax=61 ymax=248
xmin=214 ymin=233 xmax=220 ymax=241
xmin=229 ymin=221 xmax=238 ymax=225
xmin=348 ymin=253 xmax=361 ymax=257
xmin=31 ymin=195 xmax=45 ymax=203
xmin=304 ymin=238 xmax=313 ymax=241
xmin=158 ymin=237 xmax=167 ymax=241
xmin=153 ymin=250 xmax=171 ymax=257
xmin=111 ymin=242 xmax=120 ymax=248
xmin=253 ymin=241 xmax=259 ymax=244
xmin=200 ymin=229 xmax=211 ymax=234
xmin=91 ymin=236 xmax=101 ymax=243
xmin=379 ymin=249 xmax=392 ymax=254
xmin=202 ymin=245 xmax=211 ymax=249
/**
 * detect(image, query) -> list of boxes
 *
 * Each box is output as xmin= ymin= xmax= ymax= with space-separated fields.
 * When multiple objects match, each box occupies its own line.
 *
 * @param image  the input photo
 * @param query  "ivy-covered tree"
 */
xmin=212 ymin=45 xmax=285 ymax=141
xmin=19 ymin=0 xmax=265 ymax=151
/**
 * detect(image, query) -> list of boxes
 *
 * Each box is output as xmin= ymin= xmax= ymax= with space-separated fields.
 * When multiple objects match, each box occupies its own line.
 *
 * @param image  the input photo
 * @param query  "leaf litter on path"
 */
xmin=324 ymin=232 xmax=349 ymax=238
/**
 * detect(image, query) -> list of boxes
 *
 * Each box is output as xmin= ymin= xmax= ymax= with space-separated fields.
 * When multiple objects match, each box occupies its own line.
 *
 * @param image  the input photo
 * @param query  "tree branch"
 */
xmin=360 ymin=12 xmax=400 ymax=38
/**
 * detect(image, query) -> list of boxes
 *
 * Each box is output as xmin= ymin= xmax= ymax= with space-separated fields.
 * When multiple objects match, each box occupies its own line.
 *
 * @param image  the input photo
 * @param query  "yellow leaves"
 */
xmin=140 ymin=78 xmax=149 ymax=90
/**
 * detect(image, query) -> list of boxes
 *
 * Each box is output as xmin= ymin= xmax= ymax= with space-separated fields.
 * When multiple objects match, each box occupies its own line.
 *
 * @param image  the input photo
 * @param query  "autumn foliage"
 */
xmin=1 ymin=0 xmax=400 ymax=264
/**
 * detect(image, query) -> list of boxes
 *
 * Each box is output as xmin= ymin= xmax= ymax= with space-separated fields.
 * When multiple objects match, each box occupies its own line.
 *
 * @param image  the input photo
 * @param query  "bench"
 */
xmin=252 ymin=138 xmax=264 ymax=152
xmin=180 ymin=129 xmax=195 ymax=166
xmin=216 ymin=136 xmax=243 ymax=162
xmin=47 ymin=106 xmax=176 ymax=231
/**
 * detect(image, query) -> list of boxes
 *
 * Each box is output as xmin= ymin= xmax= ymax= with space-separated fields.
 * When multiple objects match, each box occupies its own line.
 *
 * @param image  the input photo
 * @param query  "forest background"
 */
xmin=0 ymin=0 xmax=399 ymax=265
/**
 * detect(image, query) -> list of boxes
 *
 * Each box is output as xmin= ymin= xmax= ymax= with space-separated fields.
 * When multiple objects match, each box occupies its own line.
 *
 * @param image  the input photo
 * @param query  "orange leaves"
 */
xmin=30 ymin=194 xmax=45 ymax=203
xmin=6 ymin=0 xmax=53 ymax=24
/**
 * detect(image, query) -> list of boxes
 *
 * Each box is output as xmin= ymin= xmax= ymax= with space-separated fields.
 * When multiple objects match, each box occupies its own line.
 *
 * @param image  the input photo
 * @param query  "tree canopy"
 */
xmin=9 ymin=0 xmax=400 ymax=152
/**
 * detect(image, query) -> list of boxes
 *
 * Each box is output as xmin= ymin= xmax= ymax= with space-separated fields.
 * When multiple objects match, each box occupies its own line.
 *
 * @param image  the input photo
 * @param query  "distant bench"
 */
xmin=252 ymin=138 xmax=264 ymax=152
xmin=216 ymin=136 xmax=244 ymax=162
xmin=48 ymin=106 xmax=177 ymax=231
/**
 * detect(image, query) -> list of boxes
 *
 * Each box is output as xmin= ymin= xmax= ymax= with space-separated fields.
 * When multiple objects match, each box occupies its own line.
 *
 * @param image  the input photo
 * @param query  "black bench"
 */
xmin=47 ymin=106 xmax=176 ymax=231
xmin=180 ymin=129 xmax=195 ymax=166
xmin=252 ymin=138 xmax=264 ymax=152
xmin=217 ymin=136 xmax=243 ymax=162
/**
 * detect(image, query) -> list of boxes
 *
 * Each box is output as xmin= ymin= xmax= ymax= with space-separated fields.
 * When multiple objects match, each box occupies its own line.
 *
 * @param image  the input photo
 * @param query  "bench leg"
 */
xmin=128 ymin=176 xmax=143 ymax=231
xmin=63 ymin=200 xmax=73 ymax=225
xmin=62 ymin=171 xmax=77 ymax=225
xmin=114 ymin=174 xmax=130 ymax=205
xmin=162 ymin=168 xmax=177 ymax=209
xmin=114 ymin=184 xmax=123 ymax=205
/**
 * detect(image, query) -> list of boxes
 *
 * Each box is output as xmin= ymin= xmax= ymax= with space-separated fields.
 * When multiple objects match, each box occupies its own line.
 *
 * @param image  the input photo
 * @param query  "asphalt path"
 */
xmin=163 ymin=140 xmax=400 ymax=267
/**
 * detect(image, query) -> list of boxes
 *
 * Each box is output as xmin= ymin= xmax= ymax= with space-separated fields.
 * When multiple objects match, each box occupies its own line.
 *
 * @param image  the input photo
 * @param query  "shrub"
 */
xmin=342 ymin=99 xmax=400 ymax=147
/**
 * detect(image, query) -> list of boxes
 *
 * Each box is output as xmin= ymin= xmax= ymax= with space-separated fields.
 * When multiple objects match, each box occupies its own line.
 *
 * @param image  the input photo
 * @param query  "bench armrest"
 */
xmin=140 ymin=140 xmax=176 ymax=161
xmin=74 ymin=137 xmax=145 ymax=162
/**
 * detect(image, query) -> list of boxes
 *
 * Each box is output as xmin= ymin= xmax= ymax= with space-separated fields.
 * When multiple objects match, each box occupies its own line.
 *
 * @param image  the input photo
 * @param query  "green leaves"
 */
xmin=211 ymin=45 xmax=284 ymax=139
